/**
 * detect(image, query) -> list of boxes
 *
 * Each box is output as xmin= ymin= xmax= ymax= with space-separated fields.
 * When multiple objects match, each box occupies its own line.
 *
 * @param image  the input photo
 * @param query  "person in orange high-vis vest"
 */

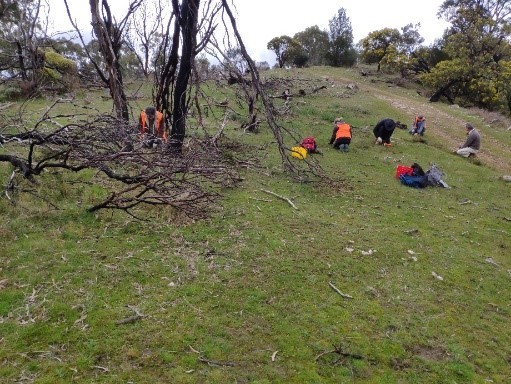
xmin=329 ymin=117 xmax=352 ymax=152
xmin=409 ymin=114 xmax=426 ymax=136
xmin=139 ymin=106 xmax=167 ymax=147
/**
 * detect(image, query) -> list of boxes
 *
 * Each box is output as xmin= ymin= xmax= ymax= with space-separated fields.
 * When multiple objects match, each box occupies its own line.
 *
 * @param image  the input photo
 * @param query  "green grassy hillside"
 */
xmin=1 ymin=66 xmax=510 ymax=383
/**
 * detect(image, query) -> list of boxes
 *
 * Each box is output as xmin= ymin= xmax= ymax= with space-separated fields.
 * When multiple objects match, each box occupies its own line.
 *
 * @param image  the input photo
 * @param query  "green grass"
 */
xmin=1 ymin=66 xmax=510 ymax=383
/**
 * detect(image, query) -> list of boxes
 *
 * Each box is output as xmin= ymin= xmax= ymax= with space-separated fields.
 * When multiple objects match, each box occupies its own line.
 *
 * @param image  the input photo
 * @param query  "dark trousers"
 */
xmin=332 ymin=138 xmax=351 ymax=149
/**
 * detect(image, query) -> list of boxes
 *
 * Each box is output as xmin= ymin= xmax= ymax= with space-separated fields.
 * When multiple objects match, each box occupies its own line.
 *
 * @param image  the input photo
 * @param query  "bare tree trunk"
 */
xmin=429 ymin=80 xmax=457 ymax=103
xmin=170 ymin=0 xmax=200 ymax=150
xmin=221 ymin=0 xmax=295 ymax=171
xmin=89 ymin=0 xmax=130 ymax=122
xmin=16 ymin=41 xmax=27 ymax=81
xmin=154 ymin=5 xmax=180 ymax=125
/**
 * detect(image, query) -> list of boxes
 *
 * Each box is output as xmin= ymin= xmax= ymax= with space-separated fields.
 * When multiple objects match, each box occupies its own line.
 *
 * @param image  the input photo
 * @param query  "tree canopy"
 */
xmin=421 ymin=0 xmax=511 ymax=110
xmin=266 ymin=35 xmax=302 ymax=68
xmin=293 ymin=26 xmax=329 ymax=66
xmin=267 ymin=7 xmax=357 ymax=68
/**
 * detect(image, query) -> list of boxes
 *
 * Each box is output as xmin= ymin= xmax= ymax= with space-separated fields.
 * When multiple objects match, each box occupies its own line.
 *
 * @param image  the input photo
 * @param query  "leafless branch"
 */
xmin=0 ymin=103 xmax=243 ymax=219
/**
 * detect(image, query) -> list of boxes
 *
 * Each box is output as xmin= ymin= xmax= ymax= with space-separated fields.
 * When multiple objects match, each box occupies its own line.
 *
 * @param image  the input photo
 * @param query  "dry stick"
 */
xmin=260 ymin=189 xmax=298 ymax=210
xmin=328 ymin=282 xmax=354 ymax=299
xmin=0 ymin=102 xmax=13 ymax=110
xmin=115 ymin=306 xmax=144 ymax=325
xmin=315 ymin=348 xmax=364 ymax=361
xmin=485 ymin=257 xmax=500 ymax=267
xmin=198 ymin=356 xmax=237 ymax=367
xmin=91 ymin=365 xmax=109 ymax=372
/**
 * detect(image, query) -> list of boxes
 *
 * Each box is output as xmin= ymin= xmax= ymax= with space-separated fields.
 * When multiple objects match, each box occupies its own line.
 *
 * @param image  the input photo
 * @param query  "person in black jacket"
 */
xmin=373 ymin=118 xmax=396 ymax=146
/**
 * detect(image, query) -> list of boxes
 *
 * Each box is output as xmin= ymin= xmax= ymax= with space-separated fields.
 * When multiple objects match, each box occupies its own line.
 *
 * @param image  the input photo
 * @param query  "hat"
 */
xmin=335 ymin=117 xmax=344 ymax=123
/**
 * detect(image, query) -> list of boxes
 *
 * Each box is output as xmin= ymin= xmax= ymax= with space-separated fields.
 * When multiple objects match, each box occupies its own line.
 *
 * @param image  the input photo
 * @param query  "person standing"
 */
xmin=329 ymin=117 xmax=352 ymax=152
xmin=455 ymin=123 xmax=480 ymax=157
xmin=139 ymin=106 xmax=167 ymax=147
xmin=373 ymin=118 xmax=396 ymax=146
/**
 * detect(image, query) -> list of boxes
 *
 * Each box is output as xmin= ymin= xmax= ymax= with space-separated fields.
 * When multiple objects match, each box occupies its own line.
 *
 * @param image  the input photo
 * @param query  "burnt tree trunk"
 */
xmin=154 ymin=5 xmax=180 ymax=127
xmin=16 ymin=41 xmax=27 ymax=81
xmin=170 ymin=0 xmax=200 ymax=150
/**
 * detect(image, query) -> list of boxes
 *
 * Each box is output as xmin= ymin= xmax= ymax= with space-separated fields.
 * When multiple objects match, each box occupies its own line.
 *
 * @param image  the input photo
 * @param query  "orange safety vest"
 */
xmin=335 ymin=123 xmax=351 ymax=139
xmin=414 ymin=116 xmax=426 ymax=127
xmin=139 ymin=110 xmax=167 ymax=142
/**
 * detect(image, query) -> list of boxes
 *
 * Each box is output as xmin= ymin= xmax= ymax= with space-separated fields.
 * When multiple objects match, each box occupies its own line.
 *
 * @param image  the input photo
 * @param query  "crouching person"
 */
xmin=373 ymin=118 xmax=396 ymax=146
xmin=330 ymin=117 xmax=352 ymax=152
xmin=409 ymin=115 xmax=426 ymax=136
xmin=139 ymin=106 xmax=168 ymax=148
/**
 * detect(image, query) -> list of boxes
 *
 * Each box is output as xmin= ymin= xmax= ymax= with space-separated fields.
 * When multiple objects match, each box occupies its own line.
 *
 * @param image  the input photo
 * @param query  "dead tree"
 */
xmin=124 ymin=0 xmax=168 ymax=79
xmin=220 ymin=0 xmax=327 ymax=182
xmin=0 ymin=100 xmax=242 ymax=218
xmin=64 ymin=0 xmax=143 ymax=122
xmin=169 ymin=0 xmax=201 ymax=150
xmin=151 ymin=0 xmax=220 ymax=151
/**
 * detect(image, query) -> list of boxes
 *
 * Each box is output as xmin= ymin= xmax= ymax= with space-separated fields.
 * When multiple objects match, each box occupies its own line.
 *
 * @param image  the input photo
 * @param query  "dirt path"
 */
xmin=336 ymin=76 xmax=511 ymax=174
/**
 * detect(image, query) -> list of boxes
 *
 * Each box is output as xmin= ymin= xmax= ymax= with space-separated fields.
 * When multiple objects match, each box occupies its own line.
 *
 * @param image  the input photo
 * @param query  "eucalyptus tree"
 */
xmin=124 ymin=0 xmax=169 ymax=78
xmin=359 ymin=23 xmax=425 ymax=73
xmin=421 ymin=0 xmax=511 ymax=110
xmin=359 ymin=28 xmax=401 ymax=71
xmin=266 ymin=35 xmax=301 ymax=68
xmin=0 ymin=0 xmax=49 ymax=89
xmin=293 ymin=26 xmax=330 ymax=66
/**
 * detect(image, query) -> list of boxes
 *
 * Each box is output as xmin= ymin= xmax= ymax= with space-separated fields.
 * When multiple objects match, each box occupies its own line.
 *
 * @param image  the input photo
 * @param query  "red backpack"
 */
xmin=301 ymin=137 xmax=317 ymax=153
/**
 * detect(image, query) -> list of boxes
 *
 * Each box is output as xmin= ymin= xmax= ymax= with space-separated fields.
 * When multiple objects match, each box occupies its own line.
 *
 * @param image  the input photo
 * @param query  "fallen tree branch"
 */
xmin=1 ymin=111 xmax=244 ymax=219
xmin=189 ymin=345 xmax=237 ymax=367
xmin=311 ymin=85 xmax=327 ymax=94
xmin=115 ymin=306 xmax=144 ymax=325
xmin=115 ymin=314 xmax=143 ymax=325
xmin=328 ymin=281 xmax=354 ymax=299
xmin=260 ymin=189 xmax=297 ymax=210
xmin=315 ymin=345 xmax=364 ymax=362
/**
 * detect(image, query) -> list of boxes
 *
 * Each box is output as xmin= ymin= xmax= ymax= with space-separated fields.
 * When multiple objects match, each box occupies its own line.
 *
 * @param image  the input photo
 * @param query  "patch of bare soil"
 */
xmin=375 ymin=93 xmax=511 ymax=173
xmin=408 ymin=344 xmax=449 ymax=362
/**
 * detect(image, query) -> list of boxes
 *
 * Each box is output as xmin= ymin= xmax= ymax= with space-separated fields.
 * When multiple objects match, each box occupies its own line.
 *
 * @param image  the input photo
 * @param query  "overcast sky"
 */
xmin=50 ymin=0 xmax=450 ymax=64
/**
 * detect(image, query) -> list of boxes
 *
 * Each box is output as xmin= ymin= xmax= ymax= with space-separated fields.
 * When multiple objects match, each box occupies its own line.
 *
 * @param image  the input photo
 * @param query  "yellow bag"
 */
xmin=291 ymin=146 xmax=307 ymax=159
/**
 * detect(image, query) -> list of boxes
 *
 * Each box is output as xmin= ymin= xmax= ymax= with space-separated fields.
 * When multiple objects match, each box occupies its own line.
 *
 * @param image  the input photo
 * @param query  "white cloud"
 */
xmin=49 ymin=0 xmax=450 ymax=64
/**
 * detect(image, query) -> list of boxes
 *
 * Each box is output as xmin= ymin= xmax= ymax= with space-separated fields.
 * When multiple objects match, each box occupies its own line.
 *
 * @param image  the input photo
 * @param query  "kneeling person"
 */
xmin=330 ymin=117 xmax=352 ymax=152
